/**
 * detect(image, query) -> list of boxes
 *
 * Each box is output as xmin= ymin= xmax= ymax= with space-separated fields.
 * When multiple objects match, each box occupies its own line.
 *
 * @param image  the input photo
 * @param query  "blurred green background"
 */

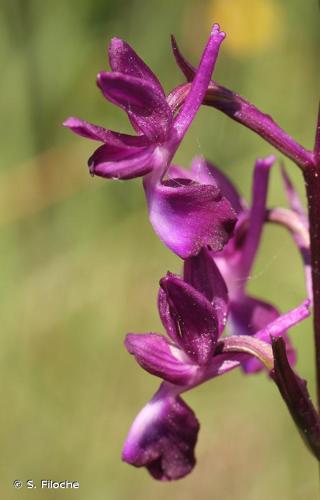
xmin=1 ymin=0 xmax=319 ymax=498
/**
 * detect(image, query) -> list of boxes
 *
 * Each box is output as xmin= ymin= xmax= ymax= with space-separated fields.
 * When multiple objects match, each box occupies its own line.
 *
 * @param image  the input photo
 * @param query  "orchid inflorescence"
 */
xmin=64 ymin=22 xmax=320 ymax=480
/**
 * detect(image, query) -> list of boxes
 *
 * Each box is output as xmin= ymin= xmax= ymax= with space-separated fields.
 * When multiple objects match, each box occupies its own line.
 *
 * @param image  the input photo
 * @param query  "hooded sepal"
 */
xmin=160 ymin=273 xmax=219 ymax=365
xmin=183 ymin=247 xmax=228 ymax=332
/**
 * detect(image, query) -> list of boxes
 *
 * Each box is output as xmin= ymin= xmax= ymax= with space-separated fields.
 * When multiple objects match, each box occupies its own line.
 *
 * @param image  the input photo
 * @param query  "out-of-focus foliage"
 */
xmin=0 ymin=1 xmax=319 ymax=499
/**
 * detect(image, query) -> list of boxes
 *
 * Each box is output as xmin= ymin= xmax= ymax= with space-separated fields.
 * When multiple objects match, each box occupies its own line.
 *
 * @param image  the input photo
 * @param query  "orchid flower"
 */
xmin=64 ymin=25 xmax=237 ymax=259
xmin=212 ymin=159 xmax=311 ymax=372
xmin=160 ymin=155 xmax=311 ymax=373
xmin=64 ymin=25 xmax=224 ymax=179
xmin=122 ymin=259 xmax=309 ymax=480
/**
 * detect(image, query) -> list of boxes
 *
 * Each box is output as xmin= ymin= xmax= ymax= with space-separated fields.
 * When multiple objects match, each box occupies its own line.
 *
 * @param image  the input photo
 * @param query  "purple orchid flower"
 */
xmin=64 ymin=25 xmax=225 ymax=180
xmin=122 ymin=261 xmax=309 ymax=480
xmin=167 ymin=155 xmax=311 ymax=373
xmin=143 ymin=165 xmax=237 ymax=258
xmin=213 ymin=159 xmax=311 ymax=372
xmin=63 ymin=26 xmax=237 ymax=259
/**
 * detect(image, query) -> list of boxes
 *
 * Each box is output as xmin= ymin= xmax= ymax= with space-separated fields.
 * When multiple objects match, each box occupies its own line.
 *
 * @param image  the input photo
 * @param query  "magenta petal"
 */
xmin=280 ymin=165 xmax=307 ymax=222
xmin=253 ymin=300 xmax=310 ymax=371
xmin=190 ymin=157 xmax=244 ymax=214
xmin=63 ymin=117 xmax=150 ymax=147
xmin=89 ymin=144 xmax=157 ymax=180
xmin=173 ymin=24 xmax=225 ymax=142
xmin=229 ymin=296 xmax=310 ymax=374
xmin=108 ymin=37 xmax=165 ymax=96
xmin=144 ymin=172 xmax=237 ymax=259
xmin=125 ymin=333 xmax=196 ymax=385
xmin=203 ymin=352 xmax=243 ymax=380
xmin=97 ymin=72 xmax=172 ymax=141
xmin=168 ymin=159 xmax=244 ymax=214
xmin=160 ymin=273 xmax=219 ymax=365
xmin=158 ymin=287 xmax=181 ymax=345
xmin=122 ymin=385 xmax=199 ymax=480
xmin=63 ymin=117 xmax=112 ymax=142
xmin=228 ymin=295 xmax=281 ymax=373
xmin=254 ymin=300 xmax=310 ymax=342
xmin=238 ymin=156 xmax=275 ymax=280
xmin=167 ymin=165 xmax=191 ymax=180
xmin=184 ymin=248 xmax=228 ymax=333
xmin=229 ymin=296 xmax=279 ymax=337
xmin=171 ymin=35 xmax=196 ymax=82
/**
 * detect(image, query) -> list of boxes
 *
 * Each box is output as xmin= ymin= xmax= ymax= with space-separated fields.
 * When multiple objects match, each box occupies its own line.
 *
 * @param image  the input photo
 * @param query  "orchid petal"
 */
xmin=122 ymin=384 xmax=199 ymax=481
xmin=125 ymin=333 xmax=197 ymax=385
xmin=108 ymin=37 xmax=165 ymax=96
xmin=280 ymin=165 xmax=307 ymax=223
xmin=144 ymin=170 xmax=237 ymax=259
xmin=158 ymin=287 xmax=181 ymax=345
xmin=173 ymin=24 xmax=225 ymax=143
xmin=63 ymin=117 xmax=112 ymax=142
xmin=160 ymin=273 xmax=219 ymax=365
xmin=183 ymin=248 xmax=228 ymax=333
xmin=97 ymin=72 xmax=172 ymax=141
xmin=190 ymin=157 xmax=244 ymax=213
xmin=89 ymin=144 xmax=157 ymax=180
xmin=229 ymin=296 xmax=279 ymax=338
xmin=167 ymin=159 xmax=244 ymax=214
xmin=249 ymin=299 xmax=310 ymax=372
xmin=236 ymin=156 xmax=275 ymax=282
xmin=254 ymin=300 xmax=310 ymax=341
xmin=166 ymin=164 xmax=191 ymax=180
xmin=203 ymin=352 xmax=243 ymax=380
xmin=63 ymin=117 xmax=150 ymax=147
xmin=171 ymin=35 xmax=196 ymax=82
xmin=228 ymin=295 xmax=298 ymax=373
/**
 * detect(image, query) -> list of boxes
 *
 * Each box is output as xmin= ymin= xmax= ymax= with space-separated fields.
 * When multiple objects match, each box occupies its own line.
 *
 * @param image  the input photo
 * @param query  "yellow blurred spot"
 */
xmin=208 ymin=0 xmax=283 ymax=56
